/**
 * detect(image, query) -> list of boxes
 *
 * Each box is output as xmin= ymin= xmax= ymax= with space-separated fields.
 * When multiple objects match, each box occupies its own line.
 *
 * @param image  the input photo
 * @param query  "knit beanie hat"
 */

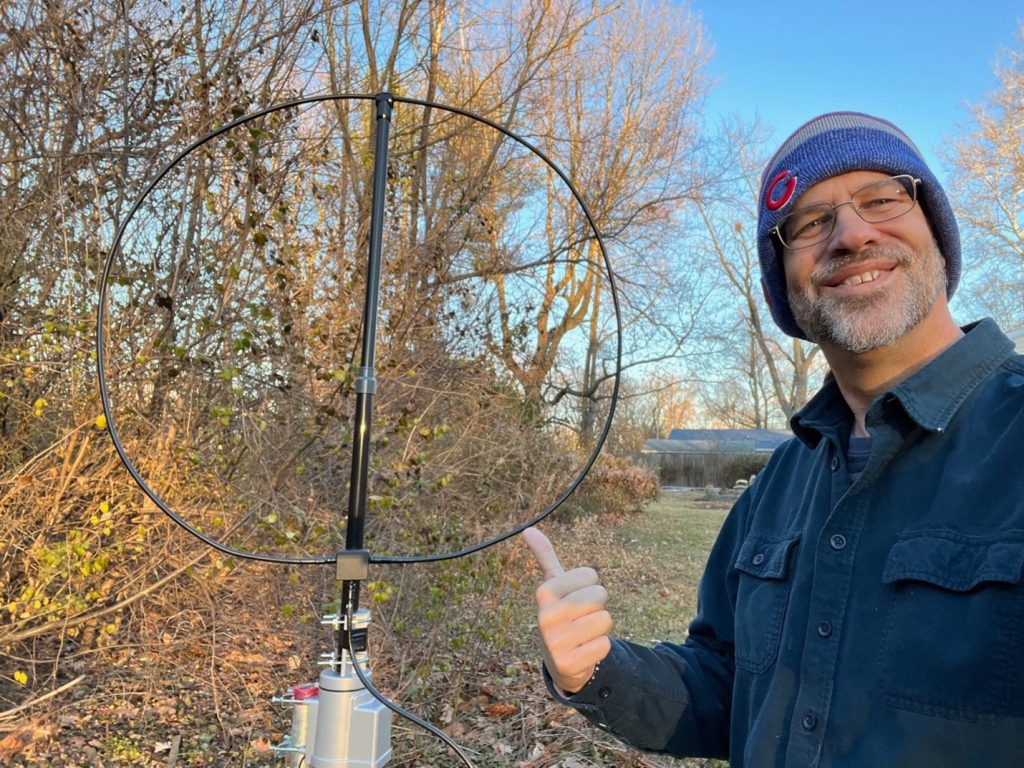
xmin=756 ymin=111 xmax=961 ymax=339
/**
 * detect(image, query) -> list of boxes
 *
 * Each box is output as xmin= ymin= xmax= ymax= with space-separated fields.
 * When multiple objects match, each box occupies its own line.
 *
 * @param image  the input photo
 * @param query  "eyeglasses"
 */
xmin=772 ymin=175 xmax=921 ymax=249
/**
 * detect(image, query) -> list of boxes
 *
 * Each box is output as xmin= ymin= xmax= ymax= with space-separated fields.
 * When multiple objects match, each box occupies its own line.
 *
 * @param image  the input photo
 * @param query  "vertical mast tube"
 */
xmin=340 ymin=92 xmax=393 ymax=651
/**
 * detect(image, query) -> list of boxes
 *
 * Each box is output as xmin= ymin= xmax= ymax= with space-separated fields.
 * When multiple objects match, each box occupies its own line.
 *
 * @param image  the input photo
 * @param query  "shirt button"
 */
xmin=752 ymin=553 xmax=765 ymax=566
xmin=830 ymin=534 xmax=847 ymax=551
xmin=598 ymin=686 xmax=611 ymax=699
xmin=817 ymin=621 xmax=833 ymax=638
xmin=830 ymin=456 xmax=839 ymax=472
xmin=802 ymin=712 xmax=818 ymax=731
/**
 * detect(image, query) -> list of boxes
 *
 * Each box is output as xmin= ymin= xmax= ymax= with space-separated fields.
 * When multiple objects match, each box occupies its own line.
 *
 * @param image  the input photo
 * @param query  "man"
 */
xmin=523 ymin=112 xmax=1024 ymax=767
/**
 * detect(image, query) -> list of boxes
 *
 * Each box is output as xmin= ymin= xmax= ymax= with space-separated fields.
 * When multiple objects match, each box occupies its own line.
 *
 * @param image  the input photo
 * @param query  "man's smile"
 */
xmin=817 ymin=257 xmax=901 ymax=294
xmin=839 ymin=269 xmax=881 ymax=287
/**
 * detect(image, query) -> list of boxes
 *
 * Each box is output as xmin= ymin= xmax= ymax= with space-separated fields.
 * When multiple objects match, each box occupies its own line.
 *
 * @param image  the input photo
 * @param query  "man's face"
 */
xmin=782 ymin=170 xmax=946 ymax=353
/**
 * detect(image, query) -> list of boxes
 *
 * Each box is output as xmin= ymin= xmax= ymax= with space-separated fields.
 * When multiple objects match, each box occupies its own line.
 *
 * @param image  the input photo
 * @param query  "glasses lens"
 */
xmin=779 ymin=203 xmax=834 ymax=248
xmin=853 ymin=176 xmax=916 ymax=223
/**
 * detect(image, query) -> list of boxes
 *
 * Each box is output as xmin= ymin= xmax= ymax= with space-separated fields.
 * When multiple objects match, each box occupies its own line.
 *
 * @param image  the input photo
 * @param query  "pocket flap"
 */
xmin=882 ymin=532 xmax=1024 ymax=591
xmin=735 ymin=535 xmax=800 ymax=580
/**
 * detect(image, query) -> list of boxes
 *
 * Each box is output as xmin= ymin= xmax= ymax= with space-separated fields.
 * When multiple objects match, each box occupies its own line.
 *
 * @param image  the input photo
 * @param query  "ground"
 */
xmin=0 ymin=491 xmax=733 ymax=767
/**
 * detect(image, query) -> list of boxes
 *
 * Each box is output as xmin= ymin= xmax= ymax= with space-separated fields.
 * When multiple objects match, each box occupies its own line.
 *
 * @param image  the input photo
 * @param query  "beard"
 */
xmin=786 ymin=240 xmax=946 ymax=354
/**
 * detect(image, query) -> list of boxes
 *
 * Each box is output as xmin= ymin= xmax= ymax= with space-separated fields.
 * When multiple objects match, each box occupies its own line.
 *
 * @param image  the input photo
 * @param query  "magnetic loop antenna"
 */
xmin=96 ymin=93 xmax=621 ymax=764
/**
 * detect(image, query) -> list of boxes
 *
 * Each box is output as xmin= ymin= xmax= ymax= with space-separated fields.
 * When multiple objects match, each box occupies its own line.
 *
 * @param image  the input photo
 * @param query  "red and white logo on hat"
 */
xmin=765 ymin=170 xmax=797 ymax=211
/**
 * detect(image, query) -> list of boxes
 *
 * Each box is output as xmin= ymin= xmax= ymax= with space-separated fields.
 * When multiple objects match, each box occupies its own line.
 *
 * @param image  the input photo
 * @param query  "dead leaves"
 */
xmin=0 ymin=732 xmax=28 ymax=763
xmin=248 ymin=735 xmax=272 ymax=754
xmin=450 ymin=686 xmax=520 ymax=721
xmin=0 ymin=723 xmax=52 ymax=764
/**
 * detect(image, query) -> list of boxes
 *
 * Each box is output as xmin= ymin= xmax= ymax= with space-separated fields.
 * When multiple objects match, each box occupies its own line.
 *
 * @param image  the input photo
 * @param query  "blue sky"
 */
xmin=692 ymin=1 xmax=1022 ymax=181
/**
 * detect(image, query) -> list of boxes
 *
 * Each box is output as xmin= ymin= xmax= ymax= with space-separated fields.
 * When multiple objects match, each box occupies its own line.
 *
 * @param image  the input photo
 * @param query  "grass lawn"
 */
xmin=603 ymin=492 xmax=731 ymax=647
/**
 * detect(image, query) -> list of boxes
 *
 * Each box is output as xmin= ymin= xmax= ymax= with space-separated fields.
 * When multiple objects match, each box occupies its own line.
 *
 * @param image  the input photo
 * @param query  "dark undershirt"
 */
xmin=846 ymin=435 xmax=872 ymax=483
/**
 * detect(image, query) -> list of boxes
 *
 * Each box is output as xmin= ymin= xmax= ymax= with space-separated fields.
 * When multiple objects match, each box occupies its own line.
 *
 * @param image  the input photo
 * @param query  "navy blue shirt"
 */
xmin=550 ymin=319 xmax=1024 ymax=767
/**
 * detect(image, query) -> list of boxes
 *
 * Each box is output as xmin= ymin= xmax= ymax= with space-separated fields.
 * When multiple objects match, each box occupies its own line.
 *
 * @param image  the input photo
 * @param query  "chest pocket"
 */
xmin=879 ymin=532 xmax=1024 ymax=721
xmin=733 ymin=534 xmax=800 ymax=673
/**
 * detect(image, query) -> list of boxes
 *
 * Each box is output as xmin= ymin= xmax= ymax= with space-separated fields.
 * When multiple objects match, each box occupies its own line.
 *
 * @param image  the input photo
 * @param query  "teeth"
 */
xmin=841 ymin=270 xmax=881 ymax=287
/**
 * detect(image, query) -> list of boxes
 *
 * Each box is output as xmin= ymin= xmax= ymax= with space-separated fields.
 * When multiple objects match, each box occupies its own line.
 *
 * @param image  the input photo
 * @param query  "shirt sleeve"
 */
xmin=541 ymin=493 xmax=748 ymax=759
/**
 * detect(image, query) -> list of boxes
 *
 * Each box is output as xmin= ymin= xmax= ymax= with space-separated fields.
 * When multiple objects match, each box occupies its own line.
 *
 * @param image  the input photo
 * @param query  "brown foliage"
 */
xmin=564 ymin=454 xmax=660 ymax=519
xmin=1 ymin=1 xmax=710 ymax=764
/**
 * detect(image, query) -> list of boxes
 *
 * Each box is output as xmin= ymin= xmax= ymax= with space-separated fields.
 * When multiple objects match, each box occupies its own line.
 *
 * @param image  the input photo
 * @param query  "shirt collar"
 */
xmin=791 ymin=319 xmax=1016 ymax=446
xmin=791 ymin=376 xmax=848 ymax=448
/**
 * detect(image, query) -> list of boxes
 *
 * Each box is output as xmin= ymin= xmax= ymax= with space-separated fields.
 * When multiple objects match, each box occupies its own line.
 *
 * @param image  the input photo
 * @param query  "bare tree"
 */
xmin=694 ymin=119 xmax=821 ymax=426
xmin=946 ymin=25 xmax=1024 ymax=329
xmin=605 ymin=371 xmax=697 ymax=454
xmin=476 ymin=3 xmax=714 ymax=445
xmin=700 ymin=320 xmax=777 ymax=429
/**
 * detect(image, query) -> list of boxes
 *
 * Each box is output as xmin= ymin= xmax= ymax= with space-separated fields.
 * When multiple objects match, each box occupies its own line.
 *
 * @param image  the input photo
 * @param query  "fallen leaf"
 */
xmin=0 ymin=734 xmax=25 ymax=760
xmin=484 ymin=702 xmax=518 ymax=718
xmin=233 ymin=707 xmax=264 ymax=725
xmin=443 ymin=721 xmax=467 ymax=738
xmin=439 ymin=703 xmax=455 ymax=725
xmin=457 ymin=694 xmax=488 ymax=713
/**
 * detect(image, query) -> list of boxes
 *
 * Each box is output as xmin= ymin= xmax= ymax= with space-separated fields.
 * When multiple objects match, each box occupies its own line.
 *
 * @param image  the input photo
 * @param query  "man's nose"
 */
xmin=826 ymin=202 xmax=879 ymax=255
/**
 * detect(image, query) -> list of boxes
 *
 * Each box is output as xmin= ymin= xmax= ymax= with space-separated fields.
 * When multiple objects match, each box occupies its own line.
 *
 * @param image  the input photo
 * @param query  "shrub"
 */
xmin=566 ymin=453 xmax=660 ymax=517
xmin=722 ymin=453 xmax=771 ymax=486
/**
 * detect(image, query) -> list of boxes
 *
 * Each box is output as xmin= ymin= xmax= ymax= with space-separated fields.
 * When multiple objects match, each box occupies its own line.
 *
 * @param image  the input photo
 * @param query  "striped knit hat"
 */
xmin=757 ymin=111 xmax=961 ymax=339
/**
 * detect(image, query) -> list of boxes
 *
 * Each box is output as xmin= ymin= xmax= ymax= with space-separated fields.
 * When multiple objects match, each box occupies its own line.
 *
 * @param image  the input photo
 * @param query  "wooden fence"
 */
xmin=634 ymin=451 xmax=772 ymax=489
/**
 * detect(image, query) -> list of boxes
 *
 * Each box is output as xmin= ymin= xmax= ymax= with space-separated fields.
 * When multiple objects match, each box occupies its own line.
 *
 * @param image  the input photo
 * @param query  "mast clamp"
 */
xmin=336 ymin=549 xmax=370 ymax=581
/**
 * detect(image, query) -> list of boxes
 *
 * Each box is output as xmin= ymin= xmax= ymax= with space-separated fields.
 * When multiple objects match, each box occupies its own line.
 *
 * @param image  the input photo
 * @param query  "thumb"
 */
xmin=522 ymin=527 xmax=565 ymax=580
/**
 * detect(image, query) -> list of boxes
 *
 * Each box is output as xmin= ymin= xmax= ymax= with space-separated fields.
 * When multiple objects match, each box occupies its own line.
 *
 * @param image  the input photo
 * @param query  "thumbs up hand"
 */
xmin=522 ymin=527 xmax=613 ymax=694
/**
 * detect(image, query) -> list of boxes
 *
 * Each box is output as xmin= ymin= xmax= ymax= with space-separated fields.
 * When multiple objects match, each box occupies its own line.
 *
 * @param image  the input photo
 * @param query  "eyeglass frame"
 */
xmin=771 ymin=174 xmax=922 ymax=250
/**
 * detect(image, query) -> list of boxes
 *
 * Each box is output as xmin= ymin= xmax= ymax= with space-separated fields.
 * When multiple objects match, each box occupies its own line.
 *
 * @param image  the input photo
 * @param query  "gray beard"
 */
xmin=787 ymin=241 xmax=946 ymax=354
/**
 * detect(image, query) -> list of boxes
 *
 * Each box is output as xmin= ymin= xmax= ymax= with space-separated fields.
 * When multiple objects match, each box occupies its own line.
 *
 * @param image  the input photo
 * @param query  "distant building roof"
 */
xmin=643 ymin=428 xmax=790 ymax=455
